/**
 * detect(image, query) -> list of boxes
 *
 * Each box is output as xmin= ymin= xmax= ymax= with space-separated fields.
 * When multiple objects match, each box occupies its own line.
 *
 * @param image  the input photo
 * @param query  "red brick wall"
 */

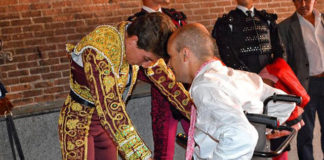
xmin=0 ymin=0 xmax=323 ymax=107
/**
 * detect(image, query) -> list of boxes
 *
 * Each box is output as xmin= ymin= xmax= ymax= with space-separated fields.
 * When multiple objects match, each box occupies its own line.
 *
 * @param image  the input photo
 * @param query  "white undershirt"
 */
xmin=297 ymin=10 xmax=324 ymax=76
xmin=237 ymin=5 xmax=255 ymax=17
xmin=227 ymin=5 xmax=256 ymax=31
xmin=142 ymin=6 xmax=162 ymax=13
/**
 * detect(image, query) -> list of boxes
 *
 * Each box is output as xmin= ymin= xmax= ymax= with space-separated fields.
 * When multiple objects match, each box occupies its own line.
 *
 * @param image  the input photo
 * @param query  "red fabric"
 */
xmin=138 ymin=68 xmax=190 ymax=160
xmin=171 ymin=19 xmax=186 ymax=28
xmin=272 ymin=151 xmax=288 ymax=160
xmin=265 ymin=58 xmax=310 ymax=121
xmin=151 ymin=87 xmax=189 ymax=159
xmin=0 ymin=97 xmax=13 ymax=115
xmin=87 ymin=111 xmax=117 ymax=160
xmin=186 ymin=105 xmax=196 ymax=160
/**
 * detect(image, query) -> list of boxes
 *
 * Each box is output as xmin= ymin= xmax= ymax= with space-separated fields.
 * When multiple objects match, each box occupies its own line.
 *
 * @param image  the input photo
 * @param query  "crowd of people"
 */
xmin=1 ymin=0 xmax=322 ymax=160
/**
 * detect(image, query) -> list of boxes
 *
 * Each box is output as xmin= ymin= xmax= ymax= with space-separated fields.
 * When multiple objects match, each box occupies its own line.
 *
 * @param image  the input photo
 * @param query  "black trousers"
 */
xmin=297 ymin=77 xmax=324 ymax=160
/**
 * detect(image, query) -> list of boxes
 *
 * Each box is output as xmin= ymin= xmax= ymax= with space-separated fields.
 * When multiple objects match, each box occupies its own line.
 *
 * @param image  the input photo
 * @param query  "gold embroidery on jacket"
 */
xmin=70 ymin=75 xmax=94 ymax=103
xmin=58 ymin=95 xmax=94 ymax=160
xmin=61 ymin=22 xmax=150 ymax=160
xmin=77 ymin=22 xmax=151 ymax=159
xmin=146 ymin=59 xmax=191 ymax=119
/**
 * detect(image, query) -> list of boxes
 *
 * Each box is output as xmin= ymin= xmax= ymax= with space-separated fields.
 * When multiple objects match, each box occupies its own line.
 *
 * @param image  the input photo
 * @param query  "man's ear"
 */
xmin=128 ymin=35 xmax=138 ymax=46
xmin=181 ymin=47 xmax=190 ymax=62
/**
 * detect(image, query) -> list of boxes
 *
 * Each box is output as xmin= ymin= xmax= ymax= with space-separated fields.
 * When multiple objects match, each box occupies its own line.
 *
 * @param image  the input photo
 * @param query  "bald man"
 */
xmin=167 ymin=23 xmax=296 ymax=159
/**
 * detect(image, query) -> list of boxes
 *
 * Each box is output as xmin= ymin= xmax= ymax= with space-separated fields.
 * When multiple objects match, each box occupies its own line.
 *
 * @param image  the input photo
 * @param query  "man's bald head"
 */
xmin=168 ymin=23 xmax=215 ymax=61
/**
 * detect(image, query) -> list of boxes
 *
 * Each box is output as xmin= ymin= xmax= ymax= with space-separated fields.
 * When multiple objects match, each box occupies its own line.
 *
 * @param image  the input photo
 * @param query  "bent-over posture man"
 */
xmin=59 ymin=13 xmax=192 ymax=160
xmin=167 ymin=23 xmax=295 ymax=160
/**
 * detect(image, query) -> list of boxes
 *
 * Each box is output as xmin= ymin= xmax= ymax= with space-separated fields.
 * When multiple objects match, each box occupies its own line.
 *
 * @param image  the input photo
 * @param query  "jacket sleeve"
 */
xmin=268 ymin=15 xmax=284 ymax=61
xmin=144 ymin=58 xmax=192 ymax=119
xmin=212 ymin=17 xmax=249 ymax=71
xmin=82 ymin=48 xmax=151 ymax=160
xmin=137 ymin=67 xmax=152 ymax=83
xmin=212 ymin=18 xmax=233 ymax=66
xmin=278 ymin=22 xmax=296 ymax=73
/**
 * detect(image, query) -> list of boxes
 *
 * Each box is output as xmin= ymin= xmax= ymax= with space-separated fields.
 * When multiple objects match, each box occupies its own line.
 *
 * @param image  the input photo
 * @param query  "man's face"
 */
xmin=152 ymin=0 xmax=170 ymax=5
xmin=167 ymin=37 xmax=190 ymax=83
xmin=125 ymin=35 xmax=159 ymax=68
xmin=293 ymin=0 xmax=316 ymax=17
xmin=236 ymin=0 xmax=254 ymax=7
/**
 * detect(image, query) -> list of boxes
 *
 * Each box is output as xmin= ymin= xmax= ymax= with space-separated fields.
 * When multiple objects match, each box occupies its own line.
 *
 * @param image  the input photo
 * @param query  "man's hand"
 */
xmin=291 ymin=119 xmax=305 ymax=131
xmin=295 ymin=106 xmax=304 ymax=117
xmin=262 ymin=78 xmax=275 ymax=87
xmin=266 ymin=119 xmax=305 ymax=139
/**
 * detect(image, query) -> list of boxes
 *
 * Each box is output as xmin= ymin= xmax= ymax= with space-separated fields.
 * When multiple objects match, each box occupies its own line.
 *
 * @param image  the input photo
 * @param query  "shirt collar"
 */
xmin=195 ymin=58 xmax=220 ymax=77
xmin=237 ymin=5 xmax=255 ymax=17
xmin=297 ymin=9 xmax=322 ymax=26
xmin=142 ymin=6 xmax=162 ymax=13
xmin=189 ymin=58 xmax=223 ymax=94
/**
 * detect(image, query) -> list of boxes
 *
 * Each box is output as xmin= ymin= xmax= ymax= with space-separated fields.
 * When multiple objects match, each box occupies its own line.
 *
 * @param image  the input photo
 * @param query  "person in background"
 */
xmin=167 ymin=23 xmax=295 ymax=160
xmin=128 ymin=1 xmax=190 ymax=159
xmin=212 ymin=0 xmax=306 ymax=159
xmin=212 ymin=0 xmax=283 ymax=74
xmin=278 ymin=0 xmax=324 ymax=159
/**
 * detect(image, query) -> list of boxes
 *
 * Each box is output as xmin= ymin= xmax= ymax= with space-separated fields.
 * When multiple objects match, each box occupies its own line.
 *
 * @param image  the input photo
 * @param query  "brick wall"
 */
xmin=0 ymin=0 xmax=323 ymax=107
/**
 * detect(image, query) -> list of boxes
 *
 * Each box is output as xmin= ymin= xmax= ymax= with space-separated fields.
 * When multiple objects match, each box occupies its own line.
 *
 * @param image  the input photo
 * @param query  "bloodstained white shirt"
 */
xmin=189 ymin=60 xmax=295 ymax=160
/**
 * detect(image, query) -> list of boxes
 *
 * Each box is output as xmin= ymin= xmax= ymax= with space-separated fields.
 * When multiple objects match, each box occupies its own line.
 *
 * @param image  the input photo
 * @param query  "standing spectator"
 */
xmin=212 ymin=0 xmax=283 ymax=74
xmin=128 ymin=1 xmax=190 ymax=159
xmin=278 ymin=0 xmax=324 ymax=159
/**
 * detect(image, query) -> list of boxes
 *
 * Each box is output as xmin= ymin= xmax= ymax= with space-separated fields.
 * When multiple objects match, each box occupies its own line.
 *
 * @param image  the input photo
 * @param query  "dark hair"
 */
xmin=127 ymin=12 xmax=176 ymax=59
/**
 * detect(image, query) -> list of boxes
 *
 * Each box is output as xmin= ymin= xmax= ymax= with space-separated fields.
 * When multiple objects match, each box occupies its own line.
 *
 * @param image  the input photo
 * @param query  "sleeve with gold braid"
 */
xmin=145 ymin=58 xmax=192 ymax=120
xmin=82 ymin=48 xmax=151 ymax=160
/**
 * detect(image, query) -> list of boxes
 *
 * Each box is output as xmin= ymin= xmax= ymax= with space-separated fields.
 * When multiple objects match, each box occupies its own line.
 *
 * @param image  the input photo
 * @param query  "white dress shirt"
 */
xmin=190 ymin=60 xmax=295 ymax=160
xmin=297 ymin=10 xmax=324 ymax=76
xmin=237 ymin=5 xmax=255 ymax=17
xmin=228 ymin=6 xmax=258 ymax=31
xmin=142 ymin=5 xmax=162 ymax=13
